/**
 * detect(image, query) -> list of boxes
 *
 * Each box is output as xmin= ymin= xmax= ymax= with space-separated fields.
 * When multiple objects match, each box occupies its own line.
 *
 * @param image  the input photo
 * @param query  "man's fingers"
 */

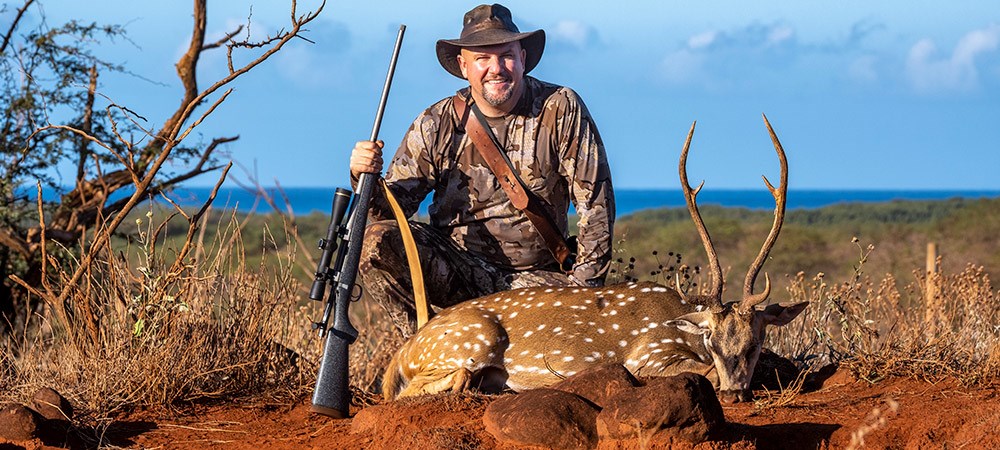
xmin=350 ymin=140 xmax=385 ymax=176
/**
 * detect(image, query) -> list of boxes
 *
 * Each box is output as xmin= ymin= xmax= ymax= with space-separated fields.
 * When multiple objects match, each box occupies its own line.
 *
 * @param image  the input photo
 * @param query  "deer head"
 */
xmin=665 ymin=114 xmax=807 ymax=403
xmin=382 ymin=115 xmax=808 ymax=405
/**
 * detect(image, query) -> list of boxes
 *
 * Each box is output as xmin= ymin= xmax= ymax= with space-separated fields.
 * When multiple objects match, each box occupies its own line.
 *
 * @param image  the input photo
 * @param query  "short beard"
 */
xmin=483 ymin=83 xmax=514 ymax=107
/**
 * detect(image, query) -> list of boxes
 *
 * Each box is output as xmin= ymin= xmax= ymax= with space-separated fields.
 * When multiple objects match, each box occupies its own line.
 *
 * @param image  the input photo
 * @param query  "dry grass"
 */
xmin=768 ymin=239 xmax=1000 ymax=386
xmin=2 ymin=207 xmax=998 ymax=445
xmin=1 ymin=208 xmax=318 ymax=419
xmin=752 ymin=368 xmax=811 ymax=411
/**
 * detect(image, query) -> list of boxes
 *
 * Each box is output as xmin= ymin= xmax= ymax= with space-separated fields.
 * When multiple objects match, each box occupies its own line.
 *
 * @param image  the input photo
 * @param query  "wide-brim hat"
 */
xmin=436 ymin=4 xmax=545 ymax=79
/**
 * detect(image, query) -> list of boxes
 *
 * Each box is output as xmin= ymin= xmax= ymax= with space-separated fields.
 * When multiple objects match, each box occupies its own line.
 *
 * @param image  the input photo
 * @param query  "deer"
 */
xmin=381 ymin=115 xmax=808 ymax=404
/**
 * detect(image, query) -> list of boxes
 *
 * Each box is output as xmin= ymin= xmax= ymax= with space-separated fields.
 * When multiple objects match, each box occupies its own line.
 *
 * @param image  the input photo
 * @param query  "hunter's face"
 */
xmin=458 ymin=41 xmax=526 ymax=114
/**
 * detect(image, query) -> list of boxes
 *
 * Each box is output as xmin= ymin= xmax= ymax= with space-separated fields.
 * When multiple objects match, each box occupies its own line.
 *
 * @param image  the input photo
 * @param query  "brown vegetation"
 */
xmin=2 ymin=1 xmax=999 ymax=448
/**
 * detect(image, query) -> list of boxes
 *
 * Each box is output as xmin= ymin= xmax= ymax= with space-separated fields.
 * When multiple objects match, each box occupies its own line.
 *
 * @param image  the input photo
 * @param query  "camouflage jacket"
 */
xmin=369 ymin=76 xmax=615 ymax=285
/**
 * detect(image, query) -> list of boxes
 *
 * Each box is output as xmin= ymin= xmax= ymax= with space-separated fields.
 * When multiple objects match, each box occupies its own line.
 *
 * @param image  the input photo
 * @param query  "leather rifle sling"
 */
xmin=379 ymin=178 xmax=430 ymax=328
xmin=453 ymin=96 xmax=573 ymax=270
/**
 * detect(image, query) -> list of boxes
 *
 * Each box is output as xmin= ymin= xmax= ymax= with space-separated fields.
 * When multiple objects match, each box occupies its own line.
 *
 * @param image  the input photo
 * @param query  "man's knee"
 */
xmin=361 ymin=220 xmax=403 ymax=265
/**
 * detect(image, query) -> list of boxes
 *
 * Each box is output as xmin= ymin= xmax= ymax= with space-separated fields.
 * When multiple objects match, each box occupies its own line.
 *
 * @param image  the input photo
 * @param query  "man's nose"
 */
xmin=486 ymin=56 xmax=503 ymax=74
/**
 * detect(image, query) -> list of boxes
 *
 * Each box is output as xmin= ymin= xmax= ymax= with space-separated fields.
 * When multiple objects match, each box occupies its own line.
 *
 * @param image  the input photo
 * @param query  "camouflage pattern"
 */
xmin=359 ymin=76 xmax=614 ymax=335
xmin=360 ymin=219 xmax=577 ymax=337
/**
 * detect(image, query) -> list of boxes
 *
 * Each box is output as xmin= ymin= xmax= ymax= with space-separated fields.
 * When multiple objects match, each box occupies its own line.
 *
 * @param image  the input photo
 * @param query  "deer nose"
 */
xmin=719 ymin=389 xmax=752 ymax=404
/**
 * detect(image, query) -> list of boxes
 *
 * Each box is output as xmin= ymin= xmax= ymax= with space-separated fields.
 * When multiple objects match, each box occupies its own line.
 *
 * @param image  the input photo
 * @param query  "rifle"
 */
xmin=309 ymin=24 xmax=405 ymax=419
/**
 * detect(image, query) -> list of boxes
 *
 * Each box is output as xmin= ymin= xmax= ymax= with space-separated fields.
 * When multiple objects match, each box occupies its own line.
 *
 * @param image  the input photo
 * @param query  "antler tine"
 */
xmin=679 ymin=121 xmax=723 ymax=306
xmin=741 ymin=114 xmax=788 ymax=312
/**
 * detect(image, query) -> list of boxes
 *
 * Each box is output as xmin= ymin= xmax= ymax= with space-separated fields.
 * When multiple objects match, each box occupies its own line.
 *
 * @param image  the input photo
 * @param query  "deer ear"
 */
xmin=665 ymin=311 xmax=711 ymax=336
xmin=761 ymin=302 xmax=809 ymax=327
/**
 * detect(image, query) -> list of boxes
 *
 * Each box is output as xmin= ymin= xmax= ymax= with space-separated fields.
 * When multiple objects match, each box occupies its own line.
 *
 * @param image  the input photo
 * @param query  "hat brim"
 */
xmin=436 ymin=29 xmax=545 ymax=79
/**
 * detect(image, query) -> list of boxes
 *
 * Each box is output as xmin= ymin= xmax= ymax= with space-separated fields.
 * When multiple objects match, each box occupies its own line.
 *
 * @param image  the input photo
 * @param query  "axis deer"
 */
xmin=382 ymin=115 xmax=808 ymax=404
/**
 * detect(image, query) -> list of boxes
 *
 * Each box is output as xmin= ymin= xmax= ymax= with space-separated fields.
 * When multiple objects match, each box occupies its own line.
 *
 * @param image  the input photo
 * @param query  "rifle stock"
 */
xmin=310 ymin=25 xmax=405 ymax=418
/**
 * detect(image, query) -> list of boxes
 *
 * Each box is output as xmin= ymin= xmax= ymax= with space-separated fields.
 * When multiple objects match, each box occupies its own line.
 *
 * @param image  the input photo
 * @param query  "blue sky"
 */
xmin=15 ymin=1 xmax=1000 ymax=189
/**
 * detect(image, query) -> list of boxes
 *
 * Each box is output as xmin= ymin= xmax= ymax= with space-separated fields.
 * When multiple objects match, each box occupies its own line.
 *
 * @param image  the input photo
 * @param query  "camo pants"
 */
xmin=359 ymin=220 xmax=576 ymax=338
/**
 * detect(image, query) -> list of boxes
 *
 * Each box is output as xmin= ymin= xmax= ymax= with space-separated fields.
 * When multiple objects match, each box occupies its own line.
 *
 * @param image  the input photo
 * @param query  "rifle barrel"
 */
xmin=370 ymin=24 xmax=406 ymax=142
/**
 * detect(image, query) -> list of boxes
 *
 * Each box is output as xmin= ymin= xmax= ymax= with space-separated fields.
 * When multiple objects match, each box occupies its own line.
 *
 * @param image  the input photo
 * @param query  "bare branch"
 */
xmin=169 ymin=0 xmax=326 ymax=144
xmin=0 ymin=229 xmax=31 ymax=258
xmin=202 ymin=25 xmax=243 ymax=51
xmin=34 ymin=182 xmax=52 ymax=296
xmin=1 ymin=0 xmax=35 ymax=55
xmin=77 ymin=65 xmax=98 ymax=184
xmin=163 ymin=162 xmax=232 ymax=279
xmin=177 ymin=88 xmax=232 ymax=142
xmin=27 ymin=124 xmax=115 ymax=155
xmin=51 ymin=0 xmax=325 ymax=312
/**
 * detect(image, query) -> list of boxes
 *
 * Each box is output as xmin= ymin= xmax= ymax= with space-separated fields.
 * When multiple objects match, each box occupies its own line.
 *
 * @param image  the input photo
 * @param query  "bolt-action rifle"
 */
xmin=309 ymin=24 xmax=405 ymax=419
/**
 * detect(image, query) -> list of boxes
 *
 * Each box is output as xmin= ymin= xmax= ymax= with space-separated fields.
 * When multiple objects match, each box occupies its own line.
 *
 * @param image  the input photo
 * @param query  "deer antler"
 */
xmin=678 ymin=121 xmax=724 ymax=310
xmin=740 ymin=114 xmax=788 ymax=312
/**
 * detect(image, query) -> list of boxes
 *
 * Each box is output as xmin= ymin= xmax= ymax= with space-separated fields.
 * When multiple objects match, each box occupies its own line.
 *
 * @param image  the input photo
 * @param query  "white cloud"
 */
xmin=766 ymin=26 xmax=795 ymax=46
xmin=659 ymin=49 xmax=707 ymax=84
xmin=659 ymin=22 xmax=798 ymax=88
xmin=550 ymin=20 xmax=599 ymax=50
xmin=905 ymin=24 xmax=1000 ymax=93
xmin=848 ymin=55 xmax=879 ymax=83
xmin=687 ymin=31 xmax=717 ymax=49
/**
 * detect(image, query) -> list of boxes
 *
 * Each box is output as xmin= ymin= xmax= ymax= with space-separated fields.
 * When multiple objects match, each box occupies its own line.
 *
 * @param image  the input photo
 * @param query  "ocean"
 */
xmin=24 ymin=186 xmax=1000 ymax=216
xmin=163 ymin=187 xmax=1000 ymax=216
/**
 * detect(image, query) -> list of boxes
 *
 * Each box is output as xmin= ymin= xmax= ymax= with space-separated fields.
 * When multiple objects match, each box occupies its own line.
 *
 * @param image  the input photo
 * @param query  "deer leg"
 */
xmin=398 ymin=367 xmax=474 ymax=397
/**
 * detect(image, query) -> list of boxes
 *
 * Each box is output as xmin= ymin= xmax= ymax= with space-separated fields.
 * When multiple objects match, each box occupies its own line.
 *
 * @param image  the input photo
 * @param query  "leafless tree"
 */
xmin=1 ymin=0 xmax=326 ymax=340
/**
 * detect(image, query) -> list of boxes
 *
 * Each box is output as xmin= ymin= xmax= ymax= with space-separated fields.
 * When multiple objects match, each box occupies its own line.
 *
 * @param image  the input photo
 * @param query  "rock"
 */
xmin=752 ymin=348 xmax=802 ymax=391
xmin=596 ymin=372 xmax=725 ymax=444
xmin=484 ymin=388 xmax=600 ymax=449
xmin=0 ymin=403 xmax=40 ymax=441
xmin=31 ymin=387 xmax=73 ymax=421
xmin=550 ymin=363 xmax=641 ymax=409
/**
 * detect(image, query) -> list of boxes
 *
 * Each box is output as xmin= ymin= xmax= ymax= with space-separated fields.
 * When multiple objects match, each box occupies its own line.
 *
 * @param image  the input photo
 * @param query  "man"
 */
xmin=350 ymin=4 xmax=614 ymax=337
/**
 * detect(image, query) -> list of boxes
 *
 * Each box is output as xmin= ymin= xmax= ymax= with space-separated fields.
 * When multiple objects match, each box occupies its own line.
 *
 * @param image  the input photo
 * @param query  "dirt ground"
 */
xmin=5 ymin=368 xmax=1000 ymax=449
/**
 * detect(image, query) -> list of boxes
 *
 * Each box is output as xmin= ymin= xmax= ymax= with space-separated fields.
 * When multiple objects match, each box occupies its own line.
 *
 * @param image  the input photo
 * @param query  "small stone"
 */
xmin=0 ymin=403 xmax=41 ymax=441
xmin=550 ymin=363 xmax=641 ymax=409
xmin=31 ymin=387 xmax=73 ymax=421
xmin=596 ymin=372 xmax=725 ymax=444
xmin=484 ymin=389 xmax=599 ymax=449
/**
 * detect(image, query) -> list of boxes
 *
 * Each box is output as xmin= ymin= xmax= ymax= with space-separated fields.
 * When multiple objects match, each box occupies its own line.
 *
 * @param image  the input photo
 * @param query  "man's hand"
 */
xmin=350 ymin=140 xmax=385 ymax=179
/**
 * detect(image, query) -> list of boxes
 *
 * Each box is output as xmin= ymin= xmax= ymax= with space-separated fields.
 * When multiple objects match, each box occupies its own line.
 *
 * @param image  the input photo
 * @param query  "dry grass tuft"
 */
xmin=769 ymin=239 xmax=1000 ymax=386
xmin=752 ymin=368 xmax=811 ymax=411
xmin=2 ymin=208 xmax=317 ymax=423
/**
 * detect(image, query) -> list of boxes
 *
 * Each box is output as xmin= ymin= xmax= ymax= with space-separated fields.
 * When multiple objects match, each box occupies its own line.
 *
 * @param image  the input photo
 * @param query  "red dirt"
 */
xmin=5 ymin=369 xmax=1000 ymax=449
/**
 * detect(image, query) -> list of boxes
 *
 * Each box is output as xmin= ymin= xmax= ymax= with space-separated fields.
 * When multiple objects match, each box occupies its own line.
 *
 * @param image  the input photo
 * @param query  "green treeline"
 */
xmin=610 ymin=197 xmax=999 ymax=300
xmin=136 ymin=196 xmax=1000 ymax=304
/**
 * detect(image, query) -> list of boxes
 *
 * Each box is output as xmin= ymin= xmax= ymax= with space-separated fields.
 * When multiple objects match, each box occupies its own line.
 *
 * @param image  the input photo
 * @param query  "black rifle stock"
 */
xmin=310 ymin=24 xmax=405 ymax=418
